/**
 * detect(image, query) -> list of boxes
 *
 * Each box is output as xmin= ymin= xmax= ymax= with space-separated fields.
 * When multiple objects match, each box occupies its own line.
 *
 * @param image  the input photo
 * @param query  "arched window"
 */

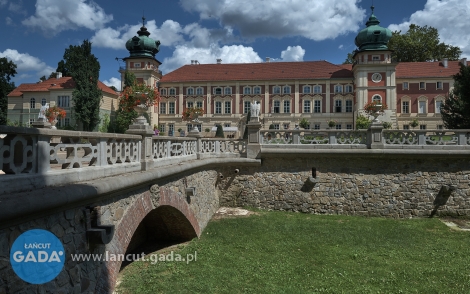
xmin=273 ymin=86 xmax=281 ymax=94
xmin=196 ymin=87 xmax=204 ymax=95
xmin=303 ymin=86 xmax=311 ymax=94
xmin=224 ymin=87 xmax=232 ymax=95
xmin=313 ymin=85 xmax=322 ymax=94
xmin=41 ymin=98 xmax=47 ymax=106
xmin=243 ymin=87 xmax=251 ymax=95
xmin=253 ymin=86 xmax=261 ymax=94
xmin=214 ymin=87 xmax=222 ymax=95
xmin=372 ymin=95 xmax=382 ymax=103
xmin=30 ymin=98 xmax=36 ymax=109
xmin=283 ymin=86 xmax=291 ymax=94
xmin=169 ymin=88 xmax=176 ymax=95
xmin=160 ymin=89 xmax=167 ymax=96
xmin=187 ymin=88 xmax=194 ymax=95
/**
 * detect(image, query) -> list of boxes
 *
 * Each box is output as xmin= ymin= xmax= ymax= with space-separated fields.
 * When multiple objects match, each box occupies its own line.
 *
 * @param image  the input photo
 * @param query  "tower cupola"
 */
xmin=125 ymin=17 xmax=161 ymax=58
xmin=354 ymin=6 xmax=392 ymax=51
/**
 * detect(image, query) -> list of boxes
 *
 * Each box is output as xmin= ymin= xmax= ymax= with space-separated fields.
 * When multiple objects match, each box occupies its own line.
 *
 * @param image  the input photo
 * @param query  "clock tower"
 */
xmin=352 ymin=6 xmax=397 ymax=127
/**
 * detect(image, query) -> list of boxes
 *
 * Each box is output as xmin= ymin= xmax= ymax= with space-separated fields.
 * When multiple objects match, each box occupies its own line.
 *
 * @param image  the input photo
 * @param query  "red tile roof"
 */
xmin=160 ymin=61 xmax=354 ymax=83
xmin=396 ymin=61 xmax=460 ymax=78
xmin=8 ymin=77 xmax=118 ymax=97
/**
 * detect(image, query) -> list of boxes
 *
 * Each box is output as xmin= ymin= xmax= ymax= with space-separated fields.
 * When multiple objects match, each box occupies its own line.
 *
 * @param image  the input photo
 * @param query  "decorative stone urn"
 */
xmin=371 ymin=104 xmax=383 ymax=123
xmin=50 ymin=119 xmax=58 ymax=130
xmin=134 ymin=104 xmax=149 ymax=125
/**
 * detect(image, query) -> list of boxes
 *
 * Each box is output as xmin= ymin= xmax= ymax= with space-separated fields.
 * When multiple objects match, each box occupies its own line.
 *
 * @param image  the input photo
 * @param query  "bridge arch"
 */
xmin=96 ymin=187 xmax=200 ymax=293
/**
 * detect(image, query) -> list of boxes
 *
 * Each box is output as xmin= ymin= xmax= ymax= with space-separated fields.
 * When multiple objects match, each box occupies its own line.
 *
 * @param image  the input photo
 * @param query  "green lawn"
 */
xmin=117 ymin=210 xmax=470 ymax=294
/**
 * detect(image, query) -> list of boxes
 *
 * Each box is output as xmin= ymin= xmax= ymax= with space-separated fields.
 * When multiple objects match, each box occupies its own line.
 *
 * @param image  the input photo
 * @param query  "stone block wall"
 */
xmin=0 ymin=169 xmax=220 ymax=293
xmin=219 ymin=156 xmax=470 ymax=218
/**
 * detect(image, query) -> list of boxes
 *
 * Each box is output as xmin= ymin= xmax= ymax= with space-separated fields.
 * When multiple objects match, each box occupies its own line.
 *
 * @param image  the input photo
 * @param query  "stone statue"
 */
xmin=251 ymin=101 xmax=260 ymax=117
xmin=38 ymin=103 xmax=49 ymax=121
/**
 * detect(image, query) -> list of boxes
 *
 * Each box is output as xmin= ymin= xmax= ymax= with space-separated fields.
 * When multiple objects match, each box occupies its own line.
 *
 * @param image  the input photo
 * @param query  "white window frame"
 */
xmin=273 ymin=86 xmax=281 ymax=94
xmin=418 ymin=100 xmax=426 ymax=114
xmin=420 ymin=125 xmax=427 ymax=130
xmin=30 ymin=98 xmax=36 ymax=109
xmin=160 ymin=102 xmax=166 ymax=114
xmin=196 ymin=87 xmax=204 ymax=95
xmin=133 ymin=62 xmax=141 ymax=68
xmin=314 ymin=124 xmax=320 ymax=130
xmin=214 ymin=87 xmax=222 ymax=95
xmin=283 ymin=100 xmax=290 ymax=113
xmin=372 ymin=95 xmax=382 ymax=103
xmin=403 ymin=82 xmax=409 ymax=90
xmin=435 ymin=100 xmax=443 ymax=114
xmin=346 ymin=124 xmax=353 ymax=130
xmin=335 ymin=124 xmax=342 ymax=130
xmin=345 ymin=100 xmax=353 ymax=113
xmin=169 ymin=102 xmax=175 ymax=114
xmin=334 ymin=85 xmax=343 ymax=94
xmin=187 ymin=101 xmax=194 ymax=109
xmin=243 ymin=87 xmax=251 ymax=95
xmin=253 ymin=86 xmax=261 ymax=95
xmin=160 ymin=88 xmax=167 ymax=96
xmin=419 ymin=82 xmax=426 ymax=90
xmin=314 ymin=100 xmax=321 ymax=113
xmin=196 ymin=101 xmax=203 ymax=108
xmin=169 ymin=88 xmax=176 ymax=95
xmin=402 ymin=101 xmax=410 ymax=114
xmin=224 ymin=87 xmax=232 ymax=95
xmin=436 ymin=81 xmax=443 ymax=90
xmin=283 ymin=123 xmax=289 ymax=130
xmin=303 ymin=100 xmax=311 ymax=113
xmin=273 ymin=124 xmax=280 ymax=130
xmin=303 ymin=86 xmax=311 ymax=94
xmin=335 ymin=100 xmax=342 ymax=113
xmin=187 ymin=87 xmax=194 ymax=96
xmin=244 ymin=101 xmax=251 ymax=114
xmin=273 ymin=101 xmax=280 ymax=113
xmin=403 ymin=124 xmax=410 ymax=130
xmin=57 ymin=96 xmax=70 ymax=108
xmin=215 ymin=101 xmax=222 ymax=114
xmin=345 ymin=85 xmax=353 ymax=93
xmin=283 ymin=86 xmax=291 ymax=94
xmin=313 ymin=85 xmax=322 ymax=94
xmin=224 ymin=101 xmax=231 ymax=114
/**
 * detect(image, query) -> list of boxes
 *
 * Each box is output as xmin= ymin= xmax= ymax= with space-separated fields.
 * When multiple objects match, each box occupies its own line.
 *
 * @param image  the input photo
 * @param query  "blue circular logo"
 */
xmin=10 ymin=229 xmax=65 ymax=284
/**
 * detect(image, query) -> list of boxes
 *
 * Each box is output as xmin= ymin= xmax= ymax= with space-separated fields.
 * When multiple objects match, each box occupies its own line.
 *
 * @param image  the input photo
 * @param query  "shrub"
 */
xmin=299 ymin=118 xmax=309 ymax=129
xmin=215 ymin=125 xmax=224 ymax=138
xmin=356 ymin=115 xmax=371 ymax=129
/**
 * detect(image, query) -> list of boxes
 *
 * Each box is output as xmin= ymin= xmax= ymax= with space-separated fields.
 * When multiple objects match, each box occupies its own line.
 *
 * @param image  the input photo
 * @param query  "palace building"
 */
xmin=152 ymin=7 xmax=467 ymax=136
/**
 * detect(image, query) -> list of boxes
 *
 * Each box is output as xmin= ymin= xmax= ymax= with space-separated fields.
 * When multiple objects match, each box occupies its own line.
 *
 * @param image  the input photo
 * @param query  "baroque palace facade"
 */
xmin=153 ymin=7 xmax=467 ymax=136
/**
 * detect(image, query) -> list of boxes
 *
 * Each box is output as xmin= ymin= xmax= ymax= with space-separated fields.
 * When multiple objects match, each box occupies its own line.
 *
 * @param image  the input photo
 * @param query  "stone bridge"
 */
xmin=1 ymin=125 xmax=470 ymax=293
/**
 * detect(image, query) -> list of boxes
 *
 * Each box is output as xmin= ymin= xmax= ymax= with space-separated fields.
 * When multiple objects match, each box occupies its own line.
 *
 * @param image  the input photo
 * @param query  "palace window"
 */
xmin=273 ymin=124 xmax=280 ymax=130
xmin=215 ymin=101 xmax=222 ymax=114
xmin=224 ymin=101 xmax=231 ymax=113
xmin=283 ymin=86 xmax=291 ymax=94
xmin=314 ymin=100 xmax=321 ymax=113
xmin=437 ymin=124 xmax=443 ymax=130
xmin=435 ymin=100 xmax=443 ymax=114
xmin=283 ymin=123 xmax=289 ymax=130
xmin=30 ymin=98 xmax=36 ymax=109
xmin=303 ymin=86 xmax=311 ymax=94
xmin=159 ymin=124 xmax=165 ymax=133
xmin=214 ymin=87 xmax=222 ymax=95
xmin=419 ymin=82 xmax=426 ymax=90
xmin=402 ymin=101 xmax=409 ymax=114
xmin=187 ymin=88 xmax=194 ymax=95
xmin=313 ymin=85 xmax=322 ymax=94
xmin=372 ymin=95 xmax=381 ymax=103
xmin=244 ymin=101 xmax=251 ymax=114
xmin=346 ymin=124 xmax=353 ymax=130
xmin=346 ymin=100 xmax=353 ymax=113
xmin=224 ymin=87 xmax=232 ymax=95
xmin=403 ymin=125 xmax=409 ymax=130
xmin=303 ymin=100 xmax=311 ymax=113
xmin=403 ymin=82 xmax=409 ymax=90
xmin=273 ymin=86 xmax=281 ymax=94
xmin=243 ymin=87 xmax=251 ymax=95
xmin=334 ymin=85 xmax=343 ymax=93
xmin=420 ymin=125 xmax=427 ymax=130
xmin=160 ymin=102 xmax=166 ymax=114
xmin=254 ymin=86 xmax=261 ymax=94
xmin=169 ymin=102 xmax=175 ymax=114
xmin=57 ymin=96 xmax=70 ymax=108
xmin=284 ymin=100 xmax=290 ymax=113
xmin=169 ymin=88 xmax=176 ymax=95
xmin=273 ymin=101 xmax=280 ymax=113
xmin=169 ymin=124 xmax=174 ymax=135
xmin=314 ymin=124 xmax=320 ymax=130
xmin=335 ymin=100 xmax=342 ymax=112
xmin=160 ymin=89 xmax=167 ymax=95
xmin=345 ymin=85 xmax=353 ymax=93
xmin=196 ymin=87 xmax=204 ymax=95
xmin=336 ymin=124 xmax=342 ymax=130
xmin=41 ymin=98 xmax=47 ymax=106
xmin=196 ymin=101 xmax=203 ymax=108
xmin=419 ymin=101 xmax=426 ymax=114
xmin=436 ymin=81 xmax=443 ymax=89
xmin=187 ymin=101 xmax=194 ymax=108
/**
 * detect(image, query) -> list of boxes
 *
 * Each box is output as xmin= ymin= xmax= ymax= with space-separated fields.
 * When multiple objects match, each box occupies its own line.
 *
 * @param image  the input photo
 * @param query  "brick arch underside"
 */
xmin=96 ymin=188 xmax=200 ymax=293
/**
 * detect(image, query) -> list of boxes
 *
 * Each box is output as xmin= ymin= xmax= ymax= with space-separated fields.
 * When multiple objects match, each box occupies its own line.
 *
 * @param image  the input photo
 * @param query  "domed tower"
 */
xmin=119 ymin=17 xmax=162 ymax=127
xmin=352 ymin=6 xmax=397 ymax=128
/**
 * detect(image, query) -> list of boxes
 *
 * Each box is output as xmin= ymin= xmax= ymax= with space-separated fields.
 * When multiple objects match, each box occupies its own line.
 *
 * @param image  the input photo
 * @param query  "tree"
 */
xmin=215 ymin=124 xmax=224 ymax=138
xmin=441 ymin=65 xmax=470 ymax=129
xmin=0 ymin=57 xmax=17 ymax=125
xmin=343 ymin=51 xmax=356 ymax=64
xmin=113 ymin=71 xmax=138 ymax=133
xmin=389 ymin=24 xmax=461 ymax=62
xmin=242 ymin=110 xmax=251 ymax=139
xmin=61 ymin=40 xmax=102 ymax=131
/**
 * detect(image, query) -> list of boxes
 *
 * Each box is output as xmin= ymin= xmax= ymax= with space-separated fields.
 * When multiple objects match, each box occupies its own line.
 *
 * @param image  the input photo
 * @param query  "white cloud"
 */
xmin=0 ymin=49 xmax=55 ymax=79
xmin=23 ymin=0 xmax=113 ymax=35
xmin=161 ymin=44 xmax=263 ymax=74
xmin=338 ymin=44 xmax=344 ymax=49
xmin=0 ymin=0 xmax=7 ymax=6
xmin=280 ymin=46 xmax=305 ymax=61
xmin=388 ymin=0 xmax=470 ymax=57
xmin=180 ymin=0 xmax=366 ymax=41
xmin=103 ymin=77 xmax=121 ymax=91
xmin=8 ymin=1 xmax=26 ymax=15
xmin=5 ymin=17 xmax=12 ymax=25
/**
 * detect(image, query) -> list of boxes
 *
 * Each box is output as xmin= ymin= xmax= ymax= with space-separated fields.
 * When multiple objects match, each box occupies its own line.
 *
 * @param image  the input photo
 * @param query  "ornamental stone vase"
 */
xmin=371 ymin=104 xmax=383 ymax=123
xmin=50 ymin=119 xmax=58 ymax=129
xmin=134 ymin=104 xmax=148 ymax=125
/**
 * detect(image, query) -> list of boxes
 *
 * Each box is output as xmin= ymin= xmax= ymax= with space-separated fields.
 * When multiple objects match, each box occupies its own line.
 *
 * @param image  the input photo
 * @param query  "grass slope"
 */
xmin=117 ymin=211 xmax=470 ymax=293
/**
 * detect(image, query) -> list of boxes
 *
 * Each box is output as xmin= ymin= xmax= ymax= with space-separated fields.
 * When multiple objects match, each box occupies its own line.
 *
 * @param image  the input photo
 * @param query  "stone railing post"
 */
xmin=292 ymin=131 xmax=300 ymax=144
xmin=37 ymin=135 xmax=51 ymax=174
xmin=328 ymin=130 xmax=337 ymax=145
xmin=457 ymin=131 xmax=468 ymax=145
xmin=367 ymin=122 xmax=384 ymax=149
xmin=187 ymin=129 xmax=203 ymax=159
xmin=247 ymin=116 xmax=262 ymax=159
xmin=93 ymin=138 xmax=108 ymax=167
xmin=126 ymin=124 xmax=153 ymax=171
xmin=416 ymin=130 xmax=426 ymax=145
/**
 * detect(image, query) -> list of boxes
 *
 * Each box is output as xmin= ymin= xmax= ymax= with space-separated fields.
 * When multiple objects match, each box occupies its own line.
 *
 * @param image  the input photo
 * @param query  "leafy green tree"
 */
xmin=355 ymin=115 xmax=371 ymax=129
xmin=215 ymin=124 xmax=224 ymax=138
xmin=0 ymin=57 xmax=17 ymax=125
xmin=299 ymin=118 xmax=309 ymax=129
xmin=343 ymin=51 xmax=356 ymax=64
xmin=441 ymin=65 xmax=470 ymax=129
xmin=113 ymin=71 xmax=138 ymax=133
xmin=61 ymin=40 xmax=102 ymax=131
xmin=388 ymin=24 xmax=461 ymax=62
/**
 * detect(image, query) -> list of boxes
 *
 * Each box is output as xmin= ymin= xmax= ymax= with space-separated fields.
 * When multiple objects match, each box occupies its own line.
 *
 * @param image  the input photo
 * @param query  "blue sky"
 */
xmin=1 ymin=0 xmax=469 ymax=90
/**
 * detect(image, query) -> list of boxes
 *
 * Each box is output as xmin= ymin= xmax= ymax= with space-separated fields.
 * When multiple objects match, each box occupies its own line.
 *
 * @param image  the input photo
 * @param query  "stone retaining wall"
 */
xmin=219 ymin=155 xmax=470 ymax=218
